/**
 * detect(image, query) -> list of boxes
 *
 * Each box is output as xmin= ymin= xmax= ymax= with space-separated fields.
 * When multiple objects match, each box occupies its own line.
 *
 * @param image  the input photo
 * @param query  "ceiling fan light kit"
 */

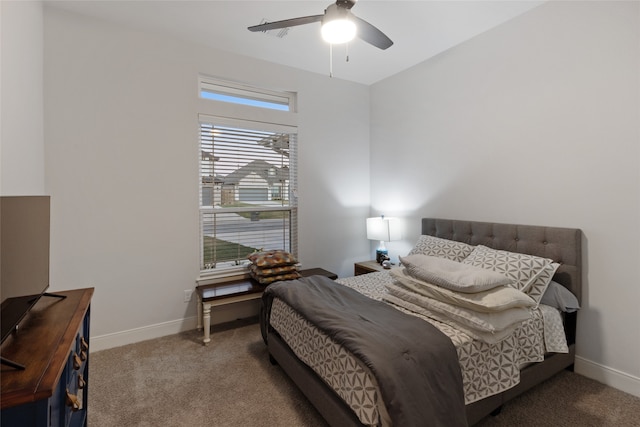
xmin=321 ymin=19 xmax=356 ymax=45
xmin=321 ymin=4 xmax=356 ymax=44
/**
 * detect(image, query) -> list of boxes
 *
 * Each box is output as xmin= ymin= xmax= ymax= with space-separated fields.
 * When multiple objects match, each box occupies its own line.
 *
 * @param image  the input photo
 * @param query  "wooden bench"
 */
xmin=196 ymin=268 xmax=337 ymax=345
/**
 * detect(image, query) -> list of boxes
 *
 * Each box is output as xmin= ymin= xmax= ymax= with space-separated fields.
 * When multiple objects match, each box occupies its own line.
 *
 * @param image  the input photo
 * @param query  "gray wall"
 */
xmin=370 ymin=1 xmax=639 ymax=395
xmin=0 ymin=1 xmax=45 ymax=195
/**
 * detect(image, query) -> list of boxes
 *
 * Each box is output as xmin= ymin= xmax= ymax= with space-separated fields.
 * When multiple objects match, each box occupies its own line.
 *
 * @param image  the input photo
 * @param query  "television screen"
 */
xmin=0 ymin=196 xmax=51 ymax=344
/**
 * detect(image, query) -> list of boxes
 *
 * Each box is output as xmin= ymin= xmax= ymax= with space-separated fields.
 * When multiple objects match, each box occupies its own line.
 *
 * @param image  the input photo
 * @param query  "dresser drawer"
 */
xmin=50 ymin=331 xmax=89 ymax=426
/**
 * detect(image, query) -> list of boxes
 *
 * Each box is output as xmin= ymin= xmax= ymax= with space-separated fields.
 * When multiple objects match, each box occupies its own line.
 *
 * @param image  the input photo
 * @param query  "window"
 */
xmin=199 ymin=78 xmax=294 ymax=111
xmin=198 ymin=120 xmax=297 ymax=280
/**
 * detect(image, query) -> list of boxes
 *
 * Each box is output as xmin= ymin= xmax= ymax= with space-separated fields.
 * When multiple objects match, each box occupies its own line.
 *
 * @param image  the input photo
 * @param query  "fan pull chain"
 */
xmin=328 ymin=43 xmax=350 ymax=78
xmin=329 ymin=43 xmax=333 ymax=78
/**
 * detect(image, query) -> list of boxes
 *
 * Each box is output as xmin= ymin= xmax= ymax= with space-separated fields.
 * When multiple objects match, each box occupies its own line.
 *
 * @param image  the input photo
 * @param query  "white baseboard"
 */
xmin=575 ymin=355 xmax=640 ymax=398
xmin=90 ymin=316 xmax=199 ymax=352
xmin=90 ymin=300 xmax=261 ymax=352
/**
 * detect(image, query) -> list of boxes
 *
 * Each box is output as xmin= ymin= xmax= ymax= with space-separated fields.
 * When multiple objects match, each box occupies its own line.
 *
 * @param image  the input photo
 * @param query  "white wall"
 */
xmin=42 ymin=6 xmax=371 ymax=348
xmin=0 ymin=1 xmax=45 ymax=195
xmin=371 ymin=1 xmax=640 ymax=396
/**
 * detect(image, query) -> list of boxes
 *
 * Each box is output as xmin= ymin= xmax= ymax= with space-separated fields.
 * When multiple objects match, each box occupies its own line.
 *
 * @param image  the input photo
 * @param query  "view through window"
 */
xmin=199 ymin=119 xmax=297 ymax=272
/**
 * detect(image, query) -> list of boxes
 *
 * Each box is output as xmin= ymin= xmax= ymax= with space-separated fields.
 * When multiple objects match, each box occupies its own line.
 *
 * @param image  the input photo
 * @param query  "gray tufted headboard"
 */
xmin=421 ymin=218 xmax=583 ymax=303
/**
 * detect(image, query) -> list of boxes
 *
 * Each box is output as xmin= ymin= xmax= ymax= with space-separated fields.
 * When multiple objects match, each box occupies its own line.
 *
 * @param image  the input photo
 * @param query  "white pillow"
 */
xmin=390 ymin=268 xmax=535 ymax=313
xmin=385 ymin=281 xmax=531 ymax=333
xmin=384 ymin=293 xmax=522 ymax=345
xmin=399 ymin=254 xmax=512 ymax=293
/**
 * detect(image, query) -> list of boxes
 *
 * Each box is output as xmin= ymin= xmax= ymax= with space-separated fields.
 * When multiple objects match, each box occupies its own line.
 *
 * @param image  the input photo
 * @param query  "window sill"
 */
xmin=197 ymin=266 xmax=251 ymax=286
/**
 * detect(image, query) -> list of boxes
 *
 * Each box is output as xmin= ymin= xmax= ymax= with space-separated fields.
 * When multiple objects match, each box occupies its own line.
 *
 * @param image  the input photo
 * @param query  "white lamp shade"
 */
xmin=366 ymin=217 xmax=401 ymax=242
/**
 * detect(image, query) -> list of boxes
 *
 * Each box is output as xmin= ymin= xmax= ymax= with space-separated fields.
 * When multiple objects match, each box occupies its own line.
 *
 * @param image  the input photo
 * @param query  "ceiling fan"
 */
xmin=248 ymin=0 xmax=393 ymax=50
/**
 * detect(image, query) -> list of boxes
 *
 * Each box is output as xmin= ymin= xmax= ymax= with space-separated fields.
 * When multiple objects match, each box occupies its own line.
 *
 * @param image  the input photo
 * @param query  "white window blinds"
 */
xmin=199 ymin=116 xmax=298 ymax=272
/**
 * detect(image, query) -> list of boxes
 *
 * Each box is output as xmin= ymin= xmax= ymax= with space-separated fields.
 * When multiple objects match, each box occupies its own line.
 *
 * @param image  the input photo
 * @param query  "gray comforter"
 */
xmin=261 ymin=275 xmax=467 ymax=427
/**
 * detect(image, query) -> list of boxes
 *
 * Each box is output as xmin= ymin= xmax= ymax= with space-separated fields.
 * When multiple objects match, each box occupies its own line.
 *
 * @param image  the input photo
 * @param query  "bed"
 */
xmin=261 ymin=218 xmax=582 ymax=426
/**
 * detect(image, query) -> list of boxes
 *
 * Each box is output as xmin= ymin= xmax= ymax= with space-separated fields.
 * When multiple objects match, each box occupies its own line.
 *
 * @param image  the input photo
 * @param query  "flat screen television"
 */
xmin=0 ymin=196 xmax=51 ymax=347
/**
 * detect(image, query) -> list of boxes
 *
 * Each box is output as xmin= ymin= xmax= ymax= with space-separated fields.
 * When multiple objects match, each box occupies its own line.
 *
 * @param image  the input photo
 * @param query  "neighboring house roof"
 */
xmin=222 ymin=159 xmax=288 ymax=186
xmin=201 ymin=175 xmax=225 ymax=184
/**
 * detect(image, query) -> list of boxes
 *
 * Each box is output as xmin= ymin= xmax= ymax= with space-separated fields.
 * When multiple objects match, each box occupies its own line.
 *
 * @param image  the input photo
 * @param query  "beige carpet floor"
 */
xmin=89 ymin=319 xmax=640 ymax=426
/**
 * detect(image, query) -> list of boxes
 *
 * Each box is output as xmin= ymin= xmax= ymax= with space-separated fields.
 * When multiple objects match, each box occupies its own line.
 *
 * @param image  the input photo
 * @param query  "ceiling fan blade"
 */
xmin=353 ymin=16 xmax=393 ymax=50
xmin=248 ymin=15 xmax=323 ymax=32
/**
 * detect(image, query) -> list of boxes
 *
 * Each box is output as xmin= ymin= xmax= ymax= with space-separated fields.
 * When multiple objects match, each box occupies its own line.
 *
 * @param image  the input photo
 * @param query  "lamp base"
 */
xmin=376 ymin=248 xmax=389 ymax=264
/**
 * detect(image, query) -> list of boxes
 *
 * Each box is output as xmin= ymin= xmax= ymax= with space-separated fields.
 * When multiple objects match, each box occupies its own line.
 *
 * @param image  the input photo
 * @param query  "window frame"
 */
xmin=196 ymin=77 xmax=298 ymax=284
xmin=199 ymin=75 xmax=296 ymax=112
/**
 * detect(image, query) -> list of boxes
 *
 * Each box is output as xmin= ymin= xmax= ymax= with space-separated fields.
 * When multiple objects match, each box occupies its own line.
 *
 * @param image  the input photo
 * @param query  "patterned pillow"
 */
xmin=252 ymin=272 xmax=301 ymax=285
xmin=462 ymin=245 xmax=552 ymax=293
xmin=407 ymin=235 xmax=474 ymax=262
xmin=526 ymin=262 xmax=559 ymax=307
xmin=247 ymin=250 xmax=297 ymax=267
xmin=249 ymin=264 xmax=299 ymax=277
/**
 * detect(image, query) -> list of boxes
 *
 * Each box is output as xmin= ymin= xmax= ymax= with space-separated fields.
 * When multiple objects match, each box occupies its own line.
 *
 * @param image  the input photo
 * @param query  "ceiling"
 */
xmin=45 ymin=0 xmax=544 ymax=85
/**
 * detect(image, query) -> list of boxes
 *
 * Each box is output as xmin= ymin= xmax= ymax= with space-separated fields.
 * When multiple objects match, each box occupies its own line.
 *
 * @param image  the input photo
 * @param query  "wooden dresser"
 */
xmin=1 ymin=288 xmax=94 ymax=427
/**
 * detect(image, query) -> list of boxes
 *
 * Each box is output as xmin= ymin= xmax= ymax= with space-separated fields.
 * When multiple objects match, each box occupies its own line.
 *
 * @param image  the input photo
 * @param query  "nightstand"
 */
xmin=354 ymin=260 xmax=387 ymax=275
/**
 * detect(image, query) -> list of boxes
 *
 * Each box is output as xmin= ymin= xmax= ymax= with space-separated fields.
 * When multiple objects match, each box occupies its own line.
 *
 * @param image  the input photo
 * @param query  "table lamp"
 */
xmin=366 ymin=215 xmax=401 ymax=263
